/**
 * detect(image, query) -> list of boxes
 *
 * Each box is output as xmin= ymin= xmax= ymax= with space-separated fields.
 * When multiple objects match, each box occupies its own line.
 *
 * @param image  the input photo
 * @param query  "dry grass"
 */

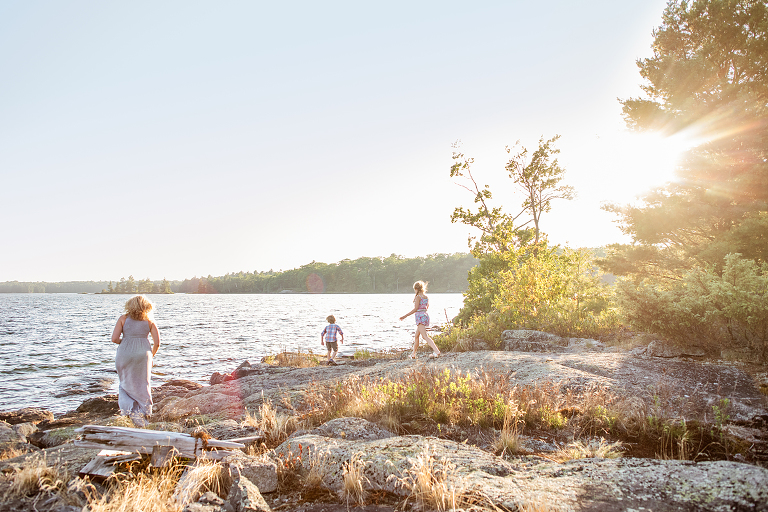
xmin=352 ymin=348 xmax=400 ymax=360
xmin=243 ymin=397 xmax=299 ymax=447
xmin=172 ymin=460 xmax=230 ymax=508
xmin=297 ymin=365 xmax=723 ymax=463
xmin=263 ymin=349 xmax=322 ymax=368
xmin=86 ymin=464 xmax=186 ymax=512
xmin=0 ymin=446 xmax=26 ymax=462
xmin=553 ymin=438 xmax=624 ymax=462
xmin=301 ymin=367 xmax=629 ymax=441
xmin=341 ymin=452 xmax=368 ymax=506
xmin=494 ymin=401 xmax=523 ymax=456
xmin=302 ymin=450 xmax=330 ymax=489
xmin=3 ymin=455 xmax=72 ymax=500
xmin=399 ymin=443 xmax=467 ymax=512
xmin=518 ymin=495 xmax=566 ymax=512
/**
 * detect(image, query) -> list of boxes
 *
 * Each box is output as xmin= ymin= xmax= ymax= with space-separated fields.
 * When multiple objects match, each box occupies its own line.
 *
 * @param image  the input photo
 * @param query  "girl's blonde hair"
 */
xmin=124 ymin=295 xmax=154 ymax=321
xmin=413 ymin=280 xmax=428 ymax=296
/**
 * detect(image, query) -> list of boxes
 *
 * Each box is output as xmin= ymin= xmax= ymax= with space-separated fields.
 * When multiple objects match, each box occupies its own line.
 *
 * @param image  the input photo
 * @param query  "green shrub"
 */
xmin=439 ymin=244 xmax=620 ymax=352
xmin=616 ymin=253 xmax=768 ymax=360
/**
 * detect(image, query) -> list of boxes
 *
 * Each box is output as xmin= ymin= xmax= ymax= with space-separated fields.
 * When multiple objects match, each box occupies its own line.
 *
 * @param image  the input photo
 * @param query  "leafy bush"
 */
xmin=616 ymin=253 xmax=768 ymax=360
xmin=441 ymin=244 xmax=620 ymax=350
xmin=493 ymin=244 xmax=619 ymax=338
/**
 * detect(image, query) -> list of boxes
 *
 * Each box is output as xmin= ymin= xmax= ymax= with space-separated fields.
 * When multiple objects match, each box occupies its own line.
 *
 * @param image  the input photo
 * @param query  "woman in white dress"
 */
xmin=111 ymin=295 xmax=159 ymax=427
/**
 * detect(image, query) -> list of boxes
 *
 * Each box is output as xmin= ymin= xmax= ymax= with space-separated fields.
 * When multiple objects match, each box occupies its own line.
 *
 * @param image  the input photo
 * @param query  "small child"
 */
xmin=320 ymin=314 xmax=344 ymax=365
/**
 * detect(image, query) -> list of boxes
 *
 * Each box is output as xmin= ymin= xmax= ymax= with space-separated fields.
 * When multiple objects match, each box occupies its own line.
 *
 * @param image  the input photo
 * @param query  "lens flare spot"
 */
xmin=306 ymin=273 xmax=325 ymax=294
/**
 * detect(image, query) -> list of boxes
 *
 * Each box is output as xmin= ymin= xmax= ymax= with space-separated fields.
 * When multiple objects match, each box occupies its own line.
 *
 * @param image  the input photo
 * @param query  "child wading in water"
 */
xmin=321 ymin=315 xmax=344 ymax=365
xmin=400 ymin=280 xmax=441 ymax=359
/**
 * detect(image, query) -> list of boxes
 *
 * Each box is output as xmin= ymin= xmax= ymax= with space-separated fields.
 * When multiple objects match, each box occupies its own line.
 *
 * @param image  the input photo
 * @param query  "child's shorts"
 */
xmin=325 ymin=341 xmax=338 ymax=351
xmin=415 ymin=311 xmax=430 ymax=327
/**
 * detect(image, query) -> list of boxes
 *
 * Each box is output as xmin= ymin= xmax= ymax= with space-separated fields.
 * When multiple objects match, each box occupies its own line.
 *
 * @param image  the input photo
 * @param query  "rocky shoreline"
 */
xmin=2 ymin=330 xmax=768 ymax=511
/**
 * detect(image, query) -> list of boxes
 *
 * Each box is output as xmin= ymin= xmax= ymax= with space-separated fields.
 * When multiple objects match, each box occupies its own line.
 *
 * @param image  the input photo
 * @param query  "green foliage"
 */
xmin=616 ymin=253 xmax=768 ymax=360
xmin=602 ymin=0 xmax=768 ymax=280
xmin=177 ymin=253 xmax=477 ymax=294
xmin=447 ymin=243 xmax=620 ymax=344
xmin=304 ymin=368 xmax=617 ymax=437
xmin=1 ymin=254 xmax=477 ymax=295
xmin=505 ymin=135 xmax=574 ymax=244
xmin=447 ymin=136 xmax=617 ymax=344
xmin=102 ymin=276 xmax=176 ymax=294
xmin=450 ymin=136 xmax=571 ymax=255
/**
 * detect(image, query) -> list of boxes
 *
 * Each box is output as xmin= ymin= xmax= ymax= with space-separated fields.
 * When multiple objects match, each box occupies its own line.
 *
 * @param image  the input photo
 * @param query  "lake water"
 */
xmin=0 ymin=293 xmax=465 ymax=414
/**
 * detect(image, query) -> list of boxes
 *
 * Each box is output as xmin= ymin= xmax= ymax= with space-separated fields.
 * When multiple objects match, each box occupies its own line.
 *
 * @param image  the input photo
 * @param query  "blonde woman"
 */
xmin=111 ymin=295 xmax=159 ymax=427
xmin=400 ymin=281 xmax=441 ymax=359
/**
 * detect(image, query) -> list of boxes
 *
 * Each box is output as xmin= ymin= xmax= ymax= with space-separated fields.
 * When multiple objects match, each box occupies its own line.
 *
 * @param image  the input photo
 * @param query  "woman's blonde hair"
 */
xmin=413 ymin=280 xmax=428 ymax=296
xmin=124 ymin=295 xmax=154 ymax=321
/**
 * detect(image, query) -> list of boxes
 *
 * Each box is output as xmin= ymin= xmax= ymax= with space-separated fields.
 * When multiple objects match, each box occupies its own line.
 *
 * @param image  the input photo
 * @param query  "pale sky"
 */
xmin=0 ymin=0 xmax=678 ymax=282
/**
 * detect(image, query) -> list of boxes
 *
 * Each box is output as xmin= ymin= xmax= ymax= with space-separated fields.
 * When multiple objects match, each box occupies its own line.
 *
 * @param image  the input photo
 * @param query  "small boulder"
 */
xmin=226 ymin=476 xmax=272 ymax=512
xmin=182 ymin=491 xmax=229 ymax=512
xmin=198 ymin=419 xmax=259 ymax=441
xmin=183 ymin=490 xmax=229 ymax=512
xmin=0 ymin=421 xmax=27 ymax=444
xmin=12 ymin=422 xmax=38 ymax=440
xmin=158 ymin=393 xmax=244 ymax=421
xmin=75 ymin=395 xmax=119 ymax=416
xmin=0 ymin=407 xmax=54 ymax=425
xmin=0 ymin=420 xmax=38 ymax=455
xmin=223 ymin=453 xmax=278 ymax=494
xmin=647 ymin=340 xmax=706 ymax=358
xmin=31 ymin=426 xmax=79 ymax=448
xmin=154 ymin=380 xmax=204 ymax=402
xmin=210 ymin=372 xmax=233 ymax=386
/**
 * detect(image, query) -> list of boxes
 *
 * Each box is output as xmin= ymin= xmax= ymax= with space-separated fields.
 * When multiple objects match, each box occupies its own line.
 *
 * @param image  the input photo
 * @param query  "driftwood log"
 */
xmin=74 ymin=425 xmax=247 ymax=460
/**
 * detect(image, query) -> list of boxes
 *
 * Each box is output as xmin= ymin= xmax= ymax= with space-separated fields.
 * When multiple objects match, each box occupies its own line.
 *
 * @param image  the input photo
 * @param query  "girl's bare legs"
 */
xmin=417 ymin=324 xmax=440 ymax=356
xmin=412 ymin=331 xmax=420 ymax=357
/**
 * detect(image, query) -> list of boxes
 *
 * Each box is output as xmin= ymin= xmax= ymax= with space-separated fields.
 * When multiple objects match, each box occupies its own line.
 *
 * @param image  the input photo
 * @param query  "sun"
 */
xmin=596 ymin=130 xmax=700 ymax=203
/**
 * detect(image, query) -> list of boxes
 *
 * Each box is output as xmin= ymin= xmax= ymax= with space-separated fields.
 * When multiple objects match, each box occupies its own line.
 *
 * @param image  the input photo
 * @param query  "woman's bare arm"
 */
xmin=111 ymin=316 xmax=126 ymax=344
xmin=149 ymin=322 xmax=160 ymax=356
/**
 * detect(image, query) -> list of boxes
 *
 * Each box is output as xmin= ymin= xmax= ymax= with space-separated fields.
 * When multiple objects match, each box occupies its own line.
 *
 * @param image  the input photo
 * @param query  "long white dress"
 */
xmin=115 ymin=317 xmax=153 ymax=420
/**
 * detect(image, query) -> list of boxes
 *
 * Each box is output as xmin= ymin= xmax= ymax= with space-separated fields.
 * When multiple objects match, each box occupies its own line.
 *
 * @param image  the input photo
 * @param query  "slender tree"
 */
xmin=505 ymin=135 xmax=574 ymax=245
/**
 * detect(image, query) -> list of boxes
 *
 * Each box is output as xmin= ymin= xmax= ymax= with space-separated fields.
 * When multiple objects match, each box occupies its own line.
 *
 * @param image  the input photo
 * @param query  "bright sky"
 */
xmin=0 ymin=0 xmax=679 ymax=282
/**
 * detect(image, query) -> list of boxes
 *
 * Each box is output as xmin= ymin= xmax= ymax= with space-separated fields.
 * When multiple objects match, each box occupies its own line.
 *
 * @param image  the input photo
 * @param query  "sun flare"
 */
xmin=591 ymin=130 xmax=702 ymax=203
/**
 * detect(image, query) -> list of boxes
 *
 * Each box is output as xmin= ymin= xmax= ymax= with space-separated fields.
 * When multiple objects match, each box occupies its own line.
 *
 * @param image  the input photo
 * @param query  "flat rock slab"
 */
xmin=0 ymin=408 xmax=54 ymax=425
xmin=275 ymin=433 xmax=768 ymax=511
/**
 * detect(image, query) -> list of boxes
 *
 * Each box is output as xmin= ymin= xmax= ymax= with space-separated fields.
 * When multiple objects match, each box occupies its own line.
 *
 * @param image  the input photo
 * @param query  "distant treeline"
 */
xmin=0 ymin=253 xmax=478 ymax=294
xmin=0 ymin=279 xmax=182 ymax=294
xmin=179 ymin=253 xmax=478 ymax=294
xmin=103 ymin=276 xmax=174 ymax=294
xmin=0 ymin=281 xmax=113 ymax=293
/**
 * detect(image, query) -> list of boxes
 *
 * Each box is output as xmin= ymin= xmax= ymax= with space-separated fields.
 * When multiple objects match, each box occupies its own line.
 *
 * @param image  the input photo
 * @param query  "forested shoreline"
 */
xmin=0 ymin=253 xmax=478 ymax=294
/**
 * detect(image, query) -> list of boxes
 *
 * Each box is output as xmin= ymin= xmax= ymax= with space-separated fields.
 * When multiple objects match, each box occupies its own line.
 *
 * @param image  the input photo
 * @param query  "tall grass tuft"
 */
xmin=243 ymin=397 xmax=298 ymax=447
xmin=86 ymin=464 xmax=187 ymax=512
xmin=494 ymin=400 xmax=523 ymax=456
xmin=172 ymin=460 xmax=230 ymax=508
xmin=341 ymin=452 xmax=368 ymax=506
xmin=399 ymin=443 xmax=466 ymax=512
xmin=4 ymin=455 xmax=72 ymax=501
